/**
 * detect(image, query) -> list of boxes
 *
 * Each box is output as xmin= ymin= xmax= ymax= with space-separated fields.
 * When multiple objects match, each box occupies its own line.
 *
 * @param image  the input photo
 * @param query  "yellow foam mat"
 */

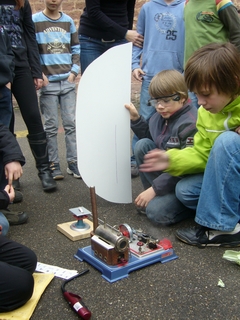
xmin=0 ymin=272 xmax=54 ymax=320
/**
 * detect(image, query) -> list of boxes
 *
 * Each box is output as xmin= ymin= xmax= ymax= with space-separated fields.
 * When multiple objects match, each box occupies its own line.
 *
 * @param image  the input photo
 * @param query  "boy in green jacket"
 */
xmin=140 ymin=42 xmax=240 ymax=247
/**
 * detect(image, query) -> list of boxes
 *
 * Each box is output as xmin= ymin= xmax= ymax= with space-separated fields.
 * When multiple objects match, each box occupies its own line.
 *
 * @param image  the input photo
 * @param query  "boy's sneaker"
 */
xmin=131 ymin=163 xmax=139 ymax=178
xmin=175 ymin=224 xmax=240 ymax=247
xmin=13 ymin=191 xmax=23 ymax=203
xmin=12 ymin=178 xmax=21 ymax=191
xmin=136 ymin=206 xmax=146 ymax=215
xmin=50 ymin=162 xmax=64 ymax=180
xmin=2 ymin=209 xmax=29 ymax=225
xmin=67 ymin=161 xmax=81 ymax=179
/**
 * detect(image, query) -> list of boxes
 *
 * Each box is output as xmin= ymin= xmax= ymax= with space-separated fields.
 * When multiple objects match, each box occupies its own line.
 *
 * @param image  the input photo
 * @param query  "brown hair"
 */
xmin=184 ymin=42 xmax=240 ymax=96
xmin=149 ymin=69 xmax=188 ymax=102
xmin=15 ymin=0 xmax=25 ymax=9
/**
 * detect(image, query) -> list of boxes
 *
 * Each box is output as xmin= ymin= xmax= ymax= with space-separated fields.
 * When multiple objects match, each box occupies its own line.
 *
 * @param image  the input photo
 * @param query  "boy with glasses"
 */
xmin=125 ymin=69 xmax=197 ymax=225
xmin=131 ymin=0 xmax=186 ymax=177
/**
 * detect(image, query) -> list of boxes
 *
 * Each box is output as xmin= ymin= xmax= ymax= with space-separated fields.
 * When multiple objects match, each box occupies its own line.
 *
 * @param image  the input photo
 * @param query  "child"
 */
xmin=0 ymin=235 xmax=37 ymax=312
xmin=125 ymin=69 xmax=197 ymax=225
xmin=131 ymin=0 xmax=186 ymax=177
xmin=140 ymin=43 xmax=240 ymax=247
xmin=32 ymin=0 xmax=81 ymax=180
xmin=184 ymin=0 xmax=240 ymax=108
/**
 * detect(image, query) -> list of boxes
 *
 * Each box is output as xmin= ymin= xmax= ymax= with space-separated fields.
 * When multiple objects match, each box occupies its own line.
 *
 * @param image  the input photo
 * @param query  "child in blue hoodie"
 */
xmin=131 ymin=0 xmax=185 ymax=177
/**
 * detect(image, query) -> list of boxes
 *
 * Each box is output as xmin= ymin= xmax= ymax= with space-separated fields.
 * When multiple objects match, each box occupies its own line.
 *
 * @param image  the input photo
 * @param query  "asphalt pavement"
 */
xmin=7 ymin=99 xmax=240 ymax=320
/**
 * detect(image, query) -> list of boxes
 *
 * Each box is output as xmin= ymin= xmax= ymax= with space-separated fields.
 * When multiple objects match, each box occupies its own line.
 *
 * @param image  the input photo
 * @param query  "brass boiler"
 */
xmin=94 ymin=224 xmax=129 ymax=252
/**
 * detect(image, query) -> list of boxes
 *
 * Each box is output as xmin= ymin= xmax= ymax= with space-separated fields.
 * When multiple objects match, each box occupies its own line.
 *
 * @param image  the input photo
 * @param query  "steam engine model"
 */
xmin=91 ymin=222 xmax=172 ymax=266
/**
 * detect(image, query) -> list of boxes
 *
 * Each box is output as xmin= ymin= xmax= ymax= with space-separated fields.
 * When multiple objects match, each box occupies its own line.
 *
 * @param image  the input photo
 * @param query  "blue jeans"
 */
xmin=135 ymin=138 xmax=193 ymax=225
xmin=131 ymin=79 xmax=156 ymax=164
xmin=79 ymin=35 xmax=127 ymax=74
xmin=176 ymin=131 xmax=240 ymax=231
xmin=0 ymin=212 xmax=9 ymax=236
xmin=39 ymin=80 xmax=77 ymax=163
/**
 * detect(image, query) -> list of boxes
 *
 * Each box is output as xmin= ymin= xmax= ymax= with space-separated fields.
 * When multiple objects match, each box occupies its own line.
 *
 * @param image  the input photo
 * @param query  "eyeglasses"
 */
xmin=148 ymin=93 xmax=180 ymax=108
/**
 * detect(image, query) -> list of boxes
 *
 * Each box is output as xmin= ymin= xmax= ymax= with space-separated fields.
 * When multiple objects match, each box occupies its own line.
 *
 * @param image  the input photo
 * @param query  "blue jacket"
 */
xmin=132 ymin=0 xmax=185 ymax=80
xmin=131 ymin=102 xmax=197 ymax=195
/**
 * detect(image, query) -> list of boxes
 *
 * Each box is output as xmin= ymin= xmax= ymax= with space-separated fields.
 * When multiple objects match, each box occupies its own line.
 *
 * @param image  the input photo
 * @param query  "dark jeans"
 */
xmin=79 ymin=34 xmax=127 ymax=74
xmin=0 ymin=85 xmax=12 ymax=128
xmin=0 ymin=236 xmax=37 ymax=311
xmin=0 ymin=85 xmax=13 ymax=189
xmin=11 ymin=67 xmax=44 ymax=134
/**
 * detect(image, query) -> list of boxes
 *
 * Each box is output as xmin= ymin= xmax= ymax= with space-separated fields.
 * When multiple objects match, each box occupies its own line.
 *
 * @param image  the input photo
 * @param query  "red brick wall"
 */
xmin=29 ymin=0 xmax=148 ymax=29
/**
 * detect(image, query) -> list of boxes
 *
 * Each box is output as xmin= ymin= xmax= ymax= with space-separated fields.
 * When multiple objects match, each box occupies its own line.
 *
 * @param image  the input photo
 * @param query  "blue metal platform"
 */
xmin=75 ymin=245 xmax=178 ymax=283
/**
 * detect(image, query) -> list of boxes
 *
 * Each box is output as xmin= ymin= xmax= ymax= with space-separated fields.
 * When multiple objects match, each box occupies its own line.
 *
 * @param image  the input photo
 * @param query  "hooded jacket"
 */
xmin=132 ymin=0 xmax=185 ymax=80
xmin=166 ymin=96 xmax=240 ymax=176
xmin=184 ymin=0 xmax=240 ymax=66
xmin=131 ymin=102 xmax=197 ymax=195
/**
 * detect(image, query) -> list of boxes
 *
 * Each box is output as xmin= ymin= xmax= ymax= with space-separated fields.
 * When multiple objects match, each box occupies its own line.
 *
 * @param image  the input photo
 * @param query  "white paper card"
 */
xmin=76 ymin=43 xmax=132 ymax=203
xmin=36 ymin=262 xmax=79 ymax=279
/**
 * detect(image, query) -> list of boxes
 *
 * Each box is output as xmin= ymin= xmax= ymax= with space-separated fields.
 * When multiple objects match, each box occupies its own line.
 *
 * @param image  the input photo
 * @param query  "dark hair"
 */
xmin=15 ymin=0 xmax=24 ymax=9
xmin=149 ymin=69 xmax=188 ymax=102
xmin=184 ymin=42 xmax=240 ymax=96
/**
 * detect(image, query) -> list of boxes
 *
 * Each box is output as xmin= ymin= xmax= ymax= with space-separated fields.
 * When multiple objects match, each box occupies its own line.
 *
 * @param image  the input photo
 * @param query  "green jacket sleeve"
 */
xmin=165 ymin=110 xmax=211 ymax=176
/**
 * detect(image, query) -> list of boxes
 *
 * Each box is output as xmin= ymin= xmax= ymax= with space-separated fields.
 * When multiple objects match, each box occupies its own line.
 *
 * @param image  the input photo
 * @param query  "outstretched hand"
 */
xmin=140 ymin=149 xmax=170 ymax=172
xmin=5 ymin=161 xmax=23 ymax=187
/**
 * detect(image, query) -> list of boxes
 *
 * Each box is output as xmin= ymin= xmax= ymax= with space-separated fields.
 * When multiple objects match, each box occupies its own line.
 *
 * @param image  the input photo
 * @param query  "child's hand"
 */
xmin=140 ymin=149 xmax=169 ymax=172
xmin=4 ymin=185 xmax=15 ymax=203
xmin=67 ymin=73 xmax=76 ymax=83
xmin=132 ymin=68 xmax=145 ymax=82
xmin=125 ymin=103 xmax=140 ymax=121
xmin=42 ymin=73 xmax=49 ymax=87
xmin=235 ymin=126 xmax=240 ymax=134
xmin=135 ymin=187 xmax=156 ymax=208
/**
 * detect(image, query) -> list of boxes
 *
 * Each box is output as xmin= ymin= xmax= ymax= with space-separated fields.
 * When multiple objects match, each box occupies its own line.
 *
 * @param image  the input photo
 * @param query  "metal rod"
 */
xmin=90 ymin=186 xmax=98 ymax=233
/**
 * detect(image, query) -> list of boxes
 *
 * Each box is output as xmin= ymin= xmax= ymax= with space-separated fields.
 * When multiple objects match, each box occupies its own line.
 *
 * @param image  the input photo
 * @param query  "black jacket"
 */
xmin=0 ymin=26 xmax=14 ymax=87
xmin=78 ymin=0 xmax=136 ymax=41
xmin=0 ymin=0 xmax=42 ymax=79
xmin=0 ymin=124 xmax=25 ymax=208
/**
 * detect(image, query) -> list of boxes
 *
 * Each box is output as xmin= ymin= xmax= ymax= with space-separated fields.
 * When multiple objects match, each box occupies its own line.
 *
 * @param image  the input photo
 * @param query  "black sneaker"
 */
xmin=12 ymin=178 xmax=21 ymax=191
xmin=50 ymin=162 xmax=64 ymax=180
xmin=136 ymin=206 xmax=146 ymax=215
xmin=1 ymin=209 xmax=29 ymax=225
xmin=12 ymin=190 xmax=23 ymax=203
xmin=175 ymin=224 xmax=240 ymax=247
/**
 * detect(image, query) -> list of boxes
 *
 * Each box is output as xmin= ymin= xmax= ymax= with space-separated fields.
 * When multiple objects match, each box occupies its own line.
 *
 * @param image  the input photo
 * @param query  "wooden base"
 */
xmin=57 ymin=219 xmax=93 ymax=241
